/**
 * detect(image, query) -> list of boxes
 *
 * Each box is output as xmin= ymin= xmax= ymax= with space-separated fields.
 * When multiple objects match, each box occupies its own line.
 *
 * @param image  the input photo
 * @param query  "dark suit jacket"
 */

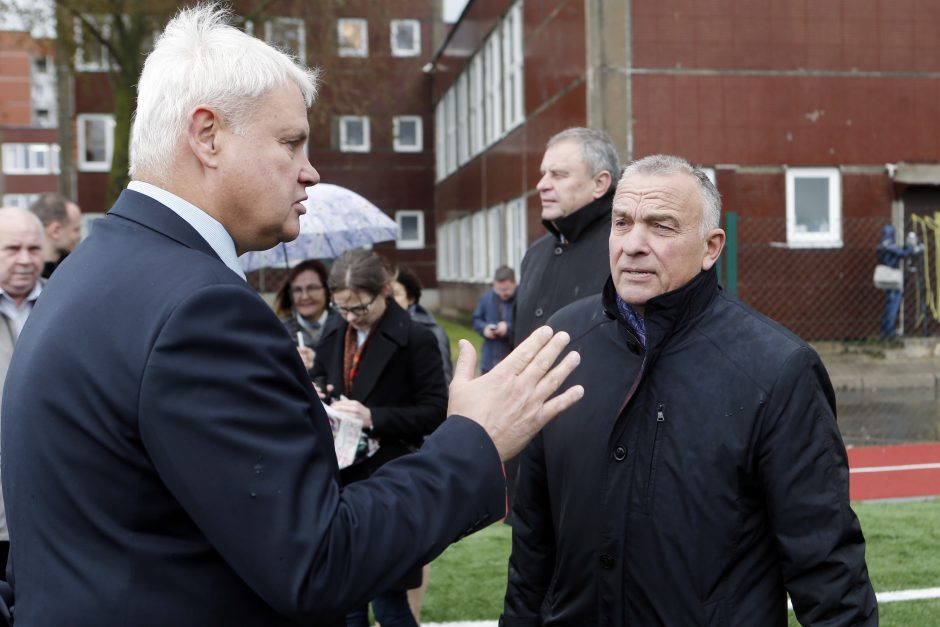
xmin=0 ymin=190 xmax=505 ymax=627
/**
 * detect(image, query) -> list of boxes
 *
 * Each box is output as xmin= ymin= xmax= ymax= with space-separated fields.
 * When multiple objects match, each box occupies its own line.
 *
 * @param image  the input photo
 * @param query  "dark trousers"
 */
xmin=346 ymin=589 xmax=417 ymax=627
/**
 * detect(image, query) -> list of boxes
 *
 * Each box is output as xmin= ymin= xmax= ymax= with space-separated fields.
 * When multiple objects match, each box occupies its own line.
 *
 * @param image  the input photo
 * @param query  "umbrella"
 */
xmin=239 ymin=183 xmax=399 ymax=272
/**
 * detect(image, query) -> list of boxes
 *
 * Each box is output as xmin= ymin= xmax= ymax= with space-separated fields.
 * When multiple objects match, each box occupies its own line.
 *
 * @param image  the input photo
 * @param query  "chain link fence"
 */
xmin=727 ymin=215 xmax=940 ymax=446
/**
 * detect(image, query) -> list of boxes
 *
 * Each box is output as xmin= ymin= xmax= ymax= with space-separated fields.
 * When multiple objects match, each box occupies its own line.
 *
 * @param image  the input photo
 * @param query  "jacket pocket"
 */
xmin=643 ymin=403 xmax=666 ymax=513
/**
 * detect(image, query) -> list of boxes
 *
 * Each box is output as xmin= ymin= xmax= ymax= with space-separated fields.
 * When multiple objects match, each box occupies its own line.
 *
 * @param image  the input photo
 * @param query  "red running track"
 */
xmin=847 ymin=443 xmax=940 ymax=501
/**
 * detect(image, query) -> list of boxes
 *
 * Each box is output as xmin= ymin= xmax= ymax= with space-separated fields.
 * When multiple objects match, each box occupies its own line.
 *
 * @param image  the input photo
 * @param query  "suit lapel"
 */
xmin=108 ymin=189 xmax=222 ymax=262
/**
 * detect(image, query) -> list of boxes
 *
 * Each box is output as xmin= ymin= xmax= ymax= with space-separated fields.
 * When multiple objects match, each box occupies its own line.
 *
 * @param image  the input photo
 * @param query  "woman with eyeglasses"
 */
xmin=311 ymin=249 xmax=448 ymax=627
xmin=274 ymin=259 xmax=338 ymax=371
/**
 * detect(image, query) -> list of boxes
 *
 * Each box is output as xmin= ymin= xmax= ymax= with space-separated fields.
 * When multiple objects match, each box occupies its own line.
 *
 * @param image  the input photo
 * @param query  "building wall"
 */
xmin=433 ymin=0 xmax=940 ymax=337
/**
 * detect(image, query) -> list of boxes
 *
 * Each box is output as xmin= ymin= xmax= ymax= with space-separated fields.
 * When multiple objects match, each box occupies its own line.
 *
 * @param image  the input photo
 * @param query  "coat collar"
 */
xmin=108 ymin=189 xmax=222 ymax=263
xmin=324 ymin=297 xmax=411 ymax=400
xmin=603 ymin=266 xmax=720 ymax=352
xmin=542 ymin=188 xmax=614 ymax=243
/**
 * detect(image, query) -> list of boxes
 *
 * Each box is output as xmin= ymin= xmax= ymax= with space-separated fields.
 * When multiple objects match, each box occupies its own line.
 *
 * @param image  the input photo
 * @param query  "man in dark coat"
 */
xmin=0 ymin=7 xmax=583 ymax=627
xmin=501 ymin=155 xmax=877 ymax=626
xmin=507 ymin=127 xmax=621 ymax=517
xmin=513 ymin=127 xmax=621 ymax=345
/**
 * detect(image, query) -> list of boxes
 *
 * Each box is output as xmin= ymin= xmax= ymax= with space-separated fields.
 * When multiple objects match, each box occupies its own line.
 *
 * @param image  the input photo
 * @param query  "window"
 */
xmin=502 ymin=2 xmax=524 ymax=129
xmin=338 ymin=18 xmax=368 ymax=57
xmin=2 ymin=143 xmax=60 ymax=174
xmin=338 ymin=116 xmax=370 ymax=152
xmin=435 ymin=100 xmax=446 ymax=181
xmin=266 ymin=17 xmax=305 ymax=62
xmin=456 ymin=74 xmax=469 ymax=165
xmin=436 ymin=224 xmax=449 ymax=280
xmin=505 ymin=197 xmax=528 ymax=272
xmin=472 ymin=211 xmax=488 ymax=281
xmin=396 ymin=210 xmax=425 ymax=249
xmin=393 ymin=116 xmax=422 ymax=152
xmin=484 ymin=31 xmax=503 ymax=145
xmin=443 ymin=0 xmax=471 ymax=23
xmin=458 ymin=216 xmax=473 ymax=280
xmin=2 ymin=194 xmax=40 ymax=210
xmin=487 ymin=204 xmax=505 ymax=279
xmin=444 ymin=90 xmax=457 ymax=175
xmin=390 ymin=20 xmax=420 ymax=57
xmin=77 ymin=113 xmax=115 ymax=171
xmin=468 ymin=54 xmax=485 ymax=155
xmin=74 ymin=15 xmax=111 ymax=71
xmin=785 ymin=167 xmax=842 ymax=248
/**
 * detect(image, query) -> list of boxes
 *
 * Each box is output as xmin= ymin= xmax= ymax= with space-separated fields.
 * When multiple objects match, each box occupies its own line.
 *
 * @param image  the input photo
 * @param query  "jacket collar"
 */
xmin=322 ymin=297 xmax=411 ymax=399
xmin=542 ymin=189 xmax=614 ymax=242
xmin=603 ymin=266 xmax=720 ymax=351
xmin=108 ymin=189 xmax=222 ymax=263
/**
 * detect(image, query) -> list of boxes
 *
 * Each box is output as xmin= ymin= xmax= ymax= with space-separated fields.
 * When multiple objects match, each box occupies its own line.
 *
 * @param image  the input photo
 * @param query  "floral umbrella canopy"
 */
xmin=239 ymin=183 xmax=399 ymax=271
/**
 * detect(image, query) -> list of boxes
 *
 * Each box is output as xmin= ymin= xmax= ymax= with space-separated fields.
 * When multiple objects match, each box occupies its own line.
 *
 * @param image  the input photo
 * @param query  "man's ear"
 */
xmin=593 ymin=170 xmax=613 ymax=198
xmin=46 ymin=221 xmax=62 ymax=241
xmin=186 ymin=106 xmax=222 ymax=168
xmin=701 ymin=228 xmax=726 ymax=271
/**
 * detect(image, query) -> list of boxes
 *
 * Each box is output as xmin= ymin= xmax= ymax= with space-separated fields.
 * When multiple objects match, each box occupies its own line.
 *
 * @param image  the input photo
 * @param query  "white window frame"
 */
xmin=456 ymin=73 xmax=469 ymax=165
xmin=338 ymin=18 xmax=368 ymax=57
xmin=74 ymin=15 xmax=111 ymax=71
xmin=785 ymin=167 xmax=842 ymax=248
xmin=435 ymin=100 xmax=446 ymax=181
xmin=505 ymin=197 xmax=528 ymax=272
xmin=436 ymin=224 xmax=449 ymax=280
xmin=484 ymin=31 xmax=504 ymax=145
xmin=2 ymin=194 xmax=40 ymax=210
xmin=446 ymin=221 xmax=460 ymax=281
xmin=77 ymin=113 xmax=115 ymax=172
xmin=444 ymin=90 xmax=457 ymax=175
xmin=393 ymin=116 xmax=423 ymax=153
xmin=390 ymin=19 xmax=420 ymax=57
xmin=2 ymin=143 xmax=60 ymax=175
xmin=395 ymin=210 xmax=425 ymax=249
xmin=468 ymin=54 xmax=485 ymax=156
xmin=338 ymin=116 xmax=370 ymax=152
xmin=487 ymin=204 xmax=505 ymax=280
xmin=265 ymin=17 xmax=306 ymax=63
xmin=472 ymin=211 xmax=488 ymax=281
xmin=458 ymin=216 xmax=473 ymax=281
xmin=502 ymin=2 xmax=524 ymax=130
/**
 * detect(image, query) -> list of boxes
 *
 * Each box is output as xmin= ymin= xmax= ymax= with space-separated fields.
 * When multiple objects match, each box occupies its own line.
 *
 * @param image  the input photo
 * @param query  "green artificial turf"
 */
xmin=421 ymin=500 xmax=940 ymax=625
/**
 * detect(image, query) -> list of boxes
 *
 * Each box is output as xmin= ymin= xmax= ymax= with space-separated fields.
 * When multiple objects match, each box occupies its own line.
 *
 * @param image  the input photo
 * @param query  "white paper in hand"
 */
xmin=323 ymin=401 xmax=363 ymax=469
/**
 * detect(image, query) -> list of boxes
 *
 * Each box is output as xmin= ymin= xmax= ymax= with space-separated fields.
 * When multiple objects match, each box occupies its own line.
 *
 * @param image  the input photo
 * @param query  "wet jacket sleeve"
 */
xmin=756 ymin=348 xmax=878 ymax=626
xmin=501 ymin=432 xmax=554 ymax=627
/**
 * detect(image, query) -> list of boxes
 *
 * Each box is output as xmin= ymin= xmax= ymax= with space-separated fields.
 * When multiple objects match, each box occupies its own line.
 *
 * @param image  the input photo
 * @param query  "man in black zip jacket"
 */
xmin=507 ymin=128 xmax=621 ymax=519
xmin=502 ymin=155 xmax=877 ymax=626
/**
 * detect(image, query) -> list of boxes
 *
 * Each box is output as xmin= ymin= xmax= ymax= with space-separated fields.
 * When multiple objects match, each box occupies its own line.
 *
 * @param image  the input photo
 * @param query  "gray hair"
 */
xmin=620 ymin=154 xmax=721 ymax=235
xmin=546 ymin=127 xmax=621 ymax=187
xmin=130 ymin=3 xmax=319 ymax=181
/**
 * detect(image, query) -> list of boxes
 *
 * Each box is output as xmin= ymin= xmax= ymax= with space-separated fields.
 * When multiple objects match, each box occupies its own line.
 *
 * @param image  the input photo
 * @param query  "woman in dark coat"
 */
xmin=274 ymin=259 xmax=340 ymax=372
xmin=311 ymin=250 xmax=448 ymax=627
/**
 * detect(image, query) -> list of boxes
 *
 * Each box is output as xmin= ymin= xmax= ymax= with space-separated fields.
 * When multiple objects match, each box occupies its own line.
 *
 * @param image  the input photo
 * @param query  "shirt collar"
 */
xmin=127 ymin=181 xmax=246 ymax=280
xmin=0 ymin=280 xmax=43 ymax=306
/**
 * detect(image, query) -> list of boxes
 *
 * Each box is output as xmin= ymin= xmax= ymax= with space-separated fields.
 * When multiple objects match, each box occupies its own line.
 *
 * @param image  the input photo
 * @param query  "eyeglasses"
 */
xmin=291 ymin=284 xmax=325 ymax=297
xmin=331 ymin=294 xmax=379 ymax=317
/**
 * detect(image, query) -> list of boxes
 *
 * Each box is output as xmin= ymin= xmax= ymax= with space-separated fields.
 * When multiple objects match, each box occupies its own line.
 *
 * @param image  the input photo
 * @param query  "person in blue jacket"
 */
xmin=877 ymin=223 xmax=914 ymax=338
xmin=472 ymin=265 xmax=517 ymax=374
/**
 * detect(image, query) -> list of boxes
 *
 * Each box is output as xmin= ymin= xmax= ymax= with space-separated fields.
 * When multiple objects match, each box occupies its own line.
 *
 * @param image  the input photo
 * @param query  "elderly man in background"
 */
xmin=1 ymin=5 xmax=582 ymax=627
xmin=506 ymin=127 xmax=621 ymax=519
xmin=29 ymin=193 xmax=82 ymax=278
xmin=502 ymin=155 xmax=877 ymax=626
xmin=0 ymin=206 xmax=44 ymax=580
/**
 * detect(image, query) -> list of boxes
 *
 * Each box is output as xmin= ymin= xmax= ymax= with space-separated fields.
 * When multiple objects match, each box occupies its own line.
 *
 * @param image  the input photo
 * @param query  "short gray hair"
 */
xmin=130 ymin=3 xmax=319 ymax=181
xmin=620 ymin=154 xmax=721 ymax=235
xmin=546 ymin=128 xmax=621 ymax=187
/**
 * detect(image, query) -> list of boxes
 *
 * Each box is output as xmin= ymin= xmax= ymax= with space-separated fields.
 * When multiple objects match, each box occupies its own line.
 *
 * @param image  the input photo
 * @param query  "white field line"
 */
xmin=851 ymin=462 xmax=940 ymax=473
xmin=424 ymin=587 xmax=940 ymax=625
